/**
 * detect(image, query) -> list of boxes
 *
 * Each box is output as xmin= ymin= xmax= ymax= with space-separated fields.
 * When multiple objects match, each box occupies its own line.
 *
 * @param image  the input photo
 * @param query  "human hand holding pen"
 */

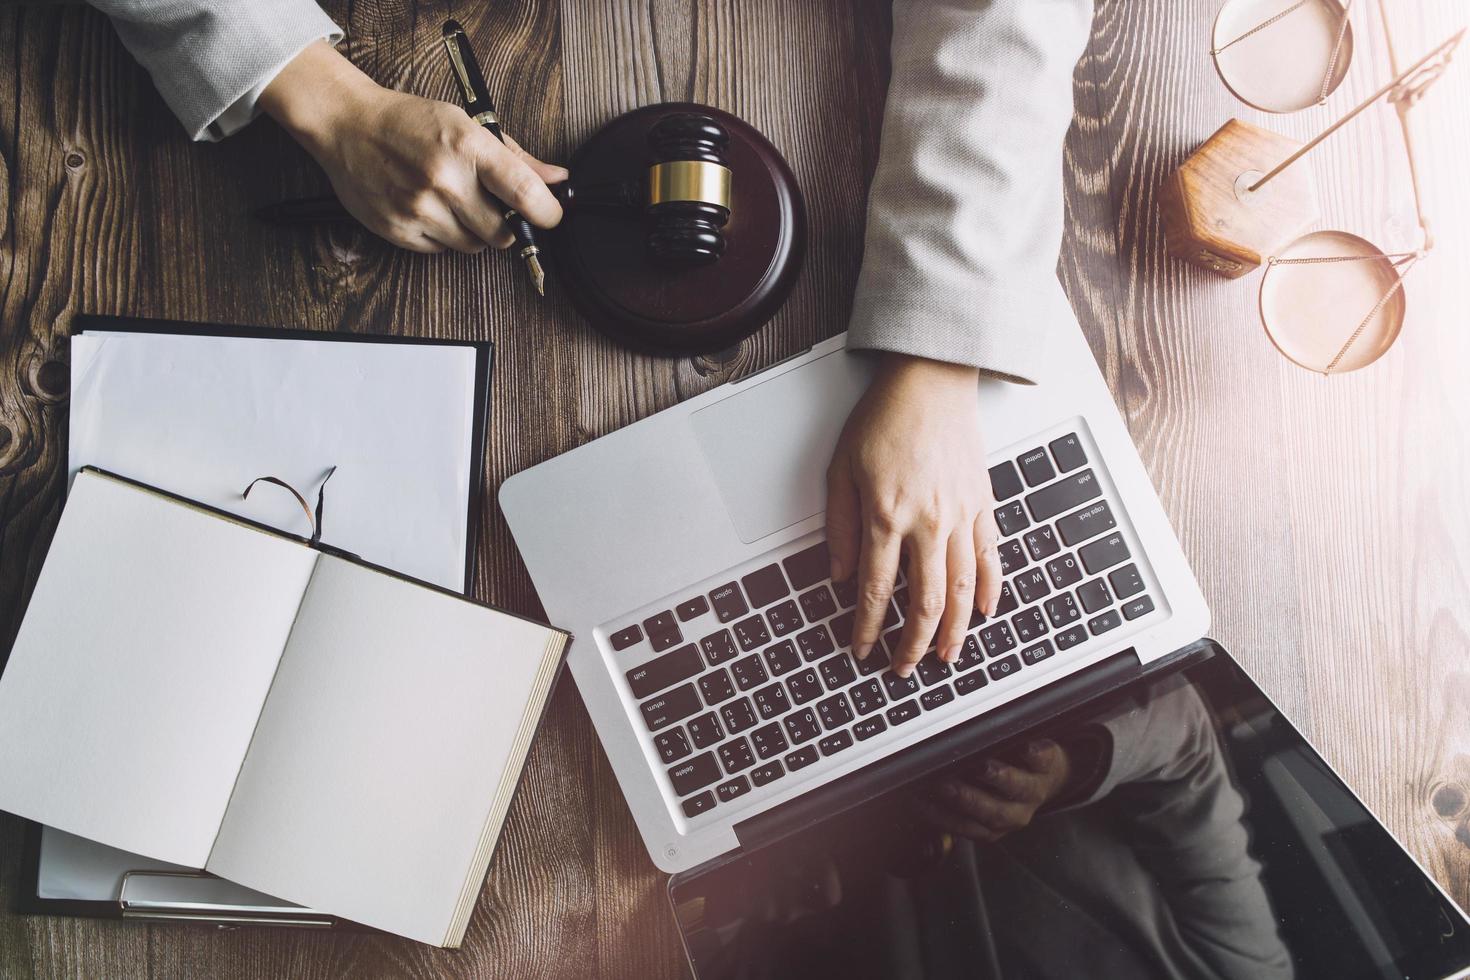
xmin=259 ymin=40 xmax=565 ymax=254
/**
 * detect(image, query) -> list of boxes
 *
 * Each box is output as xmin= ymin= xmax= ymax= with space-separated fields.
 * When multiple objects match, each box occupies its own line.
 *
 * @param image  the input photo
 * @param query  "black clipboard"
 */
xmin=16 ymin=314 xmax=496 ymax=930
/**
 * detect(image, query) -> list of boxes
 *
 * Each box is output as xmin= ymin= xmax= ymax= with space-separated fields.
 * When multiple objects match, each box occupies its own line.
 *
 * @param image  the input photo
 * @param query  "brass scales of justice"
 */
xmin=1159 ymin=0 xmax=1465 ymax=374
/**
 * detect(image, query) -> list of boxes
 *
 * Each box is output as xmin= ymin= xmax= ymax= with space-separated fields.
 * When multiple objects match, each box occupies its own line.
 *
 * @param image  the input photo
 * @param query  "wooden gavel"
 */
xmin=553 ymin=112 xmax=734 ymax=266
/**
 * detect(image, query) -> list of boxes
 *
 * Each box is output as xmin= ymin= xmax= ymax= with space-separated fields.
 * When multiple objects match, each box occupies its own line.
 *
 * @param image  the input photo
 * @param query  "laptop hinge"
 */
xmin=730 ymin=642 xmax=1216 ymax=856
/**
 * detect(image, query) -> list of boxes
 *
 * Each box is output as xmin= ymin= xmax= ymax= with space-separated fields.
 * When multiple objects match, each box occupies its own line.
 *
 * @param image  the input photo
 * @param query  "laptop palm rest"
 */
xmin=689 ymin=350 xmax=875 ymax=544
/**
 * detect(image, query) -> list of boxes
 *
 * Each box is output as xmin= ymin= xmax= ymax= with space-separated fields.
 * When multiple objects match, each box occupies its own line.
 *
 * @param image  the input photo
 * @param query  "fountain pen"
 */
xmin=441 ymin=19 xmax=546 ymax=295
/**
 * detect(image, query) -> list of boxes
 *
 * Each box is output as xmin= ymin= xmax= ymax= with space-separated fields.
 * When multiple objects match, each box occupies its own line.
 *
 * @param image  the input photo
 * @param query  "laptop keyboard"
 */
xmin=607 ymin=427 xmax=1160 ymax=823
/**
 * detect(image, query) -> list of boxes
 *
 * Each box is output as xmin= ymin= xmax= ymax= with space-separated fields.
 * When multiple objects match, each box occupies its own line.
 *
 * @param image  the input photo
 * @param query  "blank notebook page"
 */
xmin=0 ymin=472 xmax=317 ymax=867
xmin=206 ymin=555 xmax=559 ymax=946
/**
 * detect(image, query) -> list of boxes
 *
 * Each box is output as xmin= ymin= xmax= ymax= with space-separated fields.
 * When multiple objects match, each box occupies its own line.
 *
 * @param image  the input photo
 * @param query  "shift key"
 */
xmin=641 ymin=683 xmax=702 ymax=731
xmin=626 ymin=644 xmax=703 ymax=699
xmin=1026 ymin=469 xmax=1101 ymax=521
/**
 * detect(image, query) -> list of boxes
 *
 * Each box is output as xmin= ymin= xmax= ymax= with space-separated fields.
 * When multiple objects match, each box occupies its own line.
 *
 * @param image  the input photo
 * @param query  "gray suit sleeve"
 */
xmin=847 ymin=0 xmax=1092 ymax=384
xmin=88 ymin=1 xmax=343 ymax=142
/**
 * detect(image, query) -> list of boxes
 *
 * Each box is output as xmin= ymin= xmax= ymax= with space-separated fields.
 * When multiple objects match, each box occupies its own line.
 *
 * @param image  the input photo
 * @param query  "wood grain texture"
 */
xmin=0 ymin=1 xmax=1466 ymax=977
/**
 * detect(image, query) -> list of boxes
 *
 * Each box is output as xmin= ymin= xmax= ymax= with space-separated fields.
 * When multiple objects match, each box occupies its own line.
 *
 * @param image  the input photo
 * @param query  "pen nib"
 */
xmin=526 ymin=254 xmax=546 ymax=297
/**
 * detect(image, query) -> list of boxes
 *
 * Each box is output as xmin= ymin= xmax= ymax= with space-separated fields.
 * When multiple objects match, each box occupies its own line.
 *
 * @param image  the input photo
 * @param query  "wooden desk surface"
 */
xmin=2 ymin=1 xmax=1467 ymax=977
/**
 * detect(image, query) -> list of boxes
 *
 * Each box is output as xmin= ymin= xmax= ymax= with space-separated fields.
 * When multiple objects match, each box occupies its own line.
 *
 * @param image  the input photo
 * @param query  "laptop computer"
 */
xmin=501 ymin=314 xmax=1208 ymax=873
xmin=502 ymin=318 xmax=1469 ymax=975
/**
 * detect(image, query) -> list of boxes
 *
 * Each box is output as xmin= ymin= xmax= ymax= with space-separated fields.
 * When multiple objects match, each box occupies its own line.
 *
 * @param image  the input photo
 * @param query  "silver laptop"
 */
xmin=501 ymin=317 xmax=1209 ymax=874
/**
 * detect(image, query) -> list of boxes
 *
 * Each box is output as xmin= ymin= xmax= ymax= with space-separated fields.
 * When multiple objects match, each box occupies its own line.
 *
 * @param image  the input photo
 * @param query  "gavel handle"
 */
xmin=554 ymin=179 xmax=641 ymax=213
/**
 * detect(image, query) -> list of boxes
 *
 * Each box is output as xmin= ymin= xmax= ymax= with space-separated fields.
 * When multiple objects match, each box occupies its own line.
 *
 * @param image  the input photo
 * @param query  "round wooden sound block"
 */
xmin=550 ymin=103 xmax=806 ymax=356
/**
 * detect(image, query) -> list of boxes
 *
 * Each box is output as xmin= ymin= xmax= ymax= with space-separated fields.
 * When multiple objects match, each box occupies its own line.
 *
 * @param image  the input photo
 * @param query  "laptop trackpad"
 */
xmin=690 ymin=350 xmax=874 ymax=544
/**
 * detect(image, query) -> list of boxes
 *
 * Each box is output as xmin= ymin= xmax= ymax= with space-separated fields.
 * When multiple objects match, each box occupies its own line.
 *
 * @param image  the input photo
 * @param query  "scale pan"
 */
xmin=1259 ymin=230 xmax=1405 ymax=374
xmin=1212 ymin=0 xmax=1353 ymax=113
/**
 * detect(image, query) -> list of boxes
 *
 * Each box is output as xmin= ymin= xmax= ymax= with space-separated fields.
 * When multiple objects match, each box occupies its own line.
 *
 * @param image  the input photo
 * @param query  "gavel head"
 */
xmin=644 ymin=113 xmax=733 ymax=266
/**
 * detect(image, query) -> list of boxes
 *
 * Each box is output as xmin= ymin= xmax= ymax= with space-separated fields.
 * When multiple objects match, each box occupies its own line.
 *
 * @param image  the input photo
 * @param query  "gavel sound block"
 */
xmin=550 ymin=103 xmax=806 ymax=356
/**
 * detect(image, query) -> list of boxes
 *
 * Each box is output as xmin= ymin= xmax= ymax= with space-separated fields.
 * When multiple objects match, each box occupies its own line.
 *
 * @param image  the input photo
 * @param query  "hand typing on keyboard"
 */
xmin=826 ymin=354 xmax=1004 ymax=677
xmin=912 ymin=739 xmax=1074 ymax=843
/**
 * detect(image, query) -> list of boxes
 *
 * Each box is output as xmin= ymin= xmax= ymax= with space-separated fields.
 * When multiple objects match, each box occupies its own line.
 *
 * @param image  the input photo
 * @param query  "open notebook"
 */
xmin=0 ymin=469 xmax=569 ymax=947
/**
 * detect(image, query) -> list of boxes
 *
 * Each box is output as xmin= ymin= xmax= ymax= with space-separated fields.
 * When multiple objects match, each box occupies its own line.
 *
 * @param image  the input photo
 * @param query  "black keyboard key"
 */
xmin=819 ymin=653 xmax=857 ymax=690
xmin=742 ymin=564 xmax=790 ymax=609
xmin=787 ymin=668 xmax=823 ymax=705
xmin=998 ymin=539 xmax=1028 ymax=575
xmin=883 ymin=670 xmax=920 ymax=701
xmin=986 ymin=655 xmax=1022 ymax=681
xmin=669 ymin=752 xmax=721 ymax=795
xmin=886 ymin=699 xmax=921 ymax=726
xmin=1077 ymin=578 xmax=1112 ymax=613
xmin=767 ymin=599 xmax=804 ymax=637
xmin=955 ymin=671 xmax=988 ymax=696
xmin=819 ymin=730 xmax=854 ymax=756
xmin=1014 ymin=568 xmax=1050 ymax=604
xmin=956 ymin=634 xmax=985 ymax=671
xmin=1049 ymin=432 xmax=1087 ymax=472
xmin=995 ymin=582 xmax=1019 ymax=616
xmin=988 ymin=460 xmax=1024 ymax=501
xmin=1055 ymin=624 xmax=1088 ymax=650
xmin=857 ymin=642 xmax=891 ymax=676
xmin=716 ymin=776 xmax=751 ymax=802
xmin=853 ymin=716 xmax=888 ymax=741
xmin=830 ymin=611 xmax=855 ymax=649
xmin=709 ymin=582 xmax=748 ymax=623
xmin=995 ymin=501 xmax=1030 ymax=537
xmin=1023 ymin=525 xmax=1060 ymax=561
xmin=688 ymin=711 xmax=724 ymax=749
xmin=752 ymin=682 xmax=791 ymax=720
xmin=654 ymin=727 xmax=692 ymax=764
xmin=682 ymin=791 xmax=716 ymax=817
xmin=849 ymin=678 xmax=887 ymax=715
xmin=915 ymin=656 xmax=952 ymax=686
xmin=698 ymin=668 xmax=736 ymax=705
xmin=782 ymin=541 xmax=831 ymax=592
xmin=796 ymin=624 xmax=836 ymax=662
xmin=1012 ymin=606 xmax=1048 ymax=643
xmin=751 ymin=760 xmax=786 ymax=786
xmin=1056 ymin=499 xmax=1115 ymax=546
xmin=798 ymin=585 xmax=837 ymax=623
xmin=1122 ymin=594 xmax=1155 ymax=620
xmin=1026 ymin=468 xmax=1101 ymax=522
xmin=733 ymin=615 xmax=771 ymax=651
xmin=720 ymin=697 xmax=757 ymax=734
xmin=610 ymin=624 xmax=643 ymax=651
xmin=969 ymin=607 xmax=986 ymax=629
xmin=1079 ymin=531 xmax=1130 ymax=574
xmin=784 ymin=707 xmax=822 ymax=745
xmin=764 ymin=639 xmax=802 ymax=675
xmin=1088 ymin=610 xmax=1122 ymax=635
xmin=750 ymin=722 xmax=789 ymax=759
xmin=832 ymin=578 xmax=858 ymax=609
xmin=719 ymin=737 xmax=755 ymax=774
xmin=626 ymin=643 xmax=704 ymax=699
xmin=882 ymin=600 xmax=901 ymax=631
xmin=1044 ymin=593 xmax=1080 ymax=628
xmin=1046 ymin=553 xmax=1083 ymax=589
xmin=920 ymin=684 xmax=955 ymax=711
xmin=1017 ymin=447 xmax=1056 ymax=486
xmin=730 ymin=654 xmax=769 ymax=691
xmin=980 ymin=622 xmax=1016 ymax=657
xmin=1020 ymin=639 xmax=1055 ymax=666
xmin=701 ymin=629 xmax=739 ymax=666
xmin=1109 ymin=564 xmax=1145 ymax=599
xmin=642 ymin=684 xmax=701 ymax=731
xmin=643 ymin=610 xmax=677 ymax=638
xmin=817 ymin=692 xmax=854 ymax=729
xmin=785 ymin=745 xmax=820 ymax=771
xmin=676 ymin=596 xmax=710 ymax=621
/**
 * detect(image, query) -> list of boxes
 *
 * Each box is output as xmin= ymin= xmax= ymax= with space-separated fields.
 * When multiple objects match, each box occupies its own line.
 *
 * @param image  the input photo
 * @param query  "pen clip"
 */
xmin=441 ymin=20 xmax=491 ymax=115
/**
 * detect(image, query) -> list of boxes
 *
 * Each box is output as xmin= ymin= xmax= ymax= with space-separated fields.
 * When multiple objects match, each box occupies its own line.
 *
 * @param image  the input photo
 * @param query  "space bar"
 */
xmin=1026 ymin=469 xmax=1101 ymax=521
